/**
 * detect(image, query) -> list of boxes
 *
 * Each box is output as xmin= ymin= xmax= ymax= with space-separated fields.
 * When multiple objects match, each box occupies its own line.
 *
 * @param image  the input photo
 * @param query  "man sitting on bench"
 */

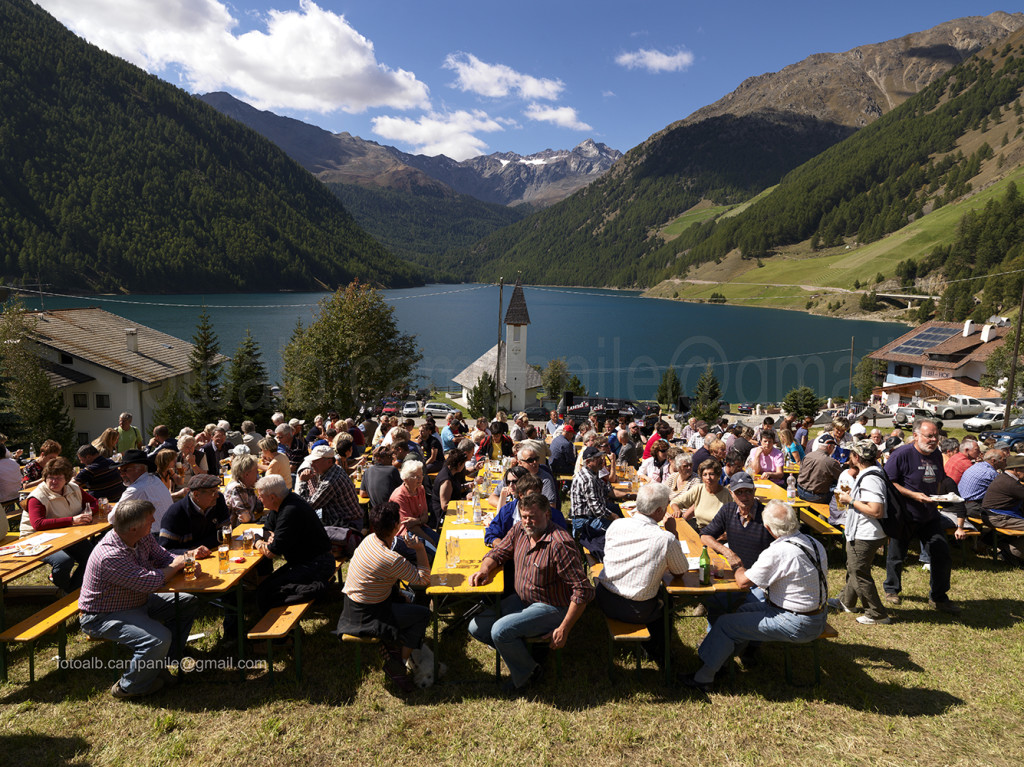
xmin=681 ymin=500 xmax=828 ymax=693
xmin=78 ymin=499 xmax=201 ymax=699
xmin=595 ymin=482 xmax=688 ymax=669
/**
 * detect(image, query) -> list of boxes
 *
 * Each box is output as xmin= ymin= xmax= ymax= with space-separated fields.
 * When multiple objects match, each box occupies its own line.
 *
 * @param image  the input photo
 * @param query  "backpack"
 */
xmin=860 ymin=466 xmax=912 ymax=541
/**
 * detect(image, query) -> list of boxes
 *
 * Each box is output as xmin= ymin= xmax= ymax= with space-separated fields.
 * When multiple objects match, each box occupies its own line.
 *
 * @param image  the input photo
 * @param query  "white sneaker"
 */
xmin=827 ymin=597 xmax=858 ymax=613
xmin=921 ymin=563 xmax=931 ymax=571
xmin=857 ymin=615 xmax=892 ymax=625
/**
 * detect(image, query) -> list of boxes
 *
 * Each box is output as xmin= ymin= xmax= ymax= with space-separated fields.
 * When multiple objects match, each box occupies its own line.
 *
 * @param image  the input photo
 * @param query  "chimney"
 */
xmin=962 ymin=319 xmax=974 ymax=337
xmin=980 ymin=324 xmax=993 ymax=343
xmin=126 ymin=328 xmax=138 ymax=353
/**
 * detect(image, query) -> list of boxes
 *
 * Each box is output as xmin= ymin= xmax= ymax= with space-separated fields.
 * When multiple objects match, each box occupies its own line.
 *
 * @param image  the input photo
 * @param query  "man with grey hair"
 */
xmin=253 ymin=475 xmax=335 ymax=613
xmin=682 ymin=500 xmax=828 ymax=692
xmin=517 ymin=445 xmax=560 ymax=512
xmin=596 ymin=482 xmax=687 ymax=668
xmin=945 ymin=437 xmax=979 ymax=484
xmin=240 ymin=420 xmax=260 ymax=456
xmin=78 ymin=500 xmax=201 ymax=698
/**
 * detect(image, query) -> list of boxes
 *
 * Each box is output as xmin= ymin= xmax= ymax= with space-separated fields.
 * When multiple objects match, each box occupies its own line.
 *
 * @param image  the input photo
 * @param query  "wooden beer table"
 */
xmin=163 ymin=523 xmax=264 ymax=661
xmin=426 ymin=499 xmax=504 ymax=682
xmin=753 ymin=481 xmax=843 ymax=537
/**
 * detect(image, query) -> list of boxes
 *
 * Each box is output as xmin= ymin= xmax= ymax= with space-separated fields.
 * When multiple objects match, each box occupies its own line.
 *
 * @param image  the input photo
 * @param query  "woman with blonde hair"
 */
xmin=154 ymin=448 xmax=188 ymax=501
xmin=225 ymin=454 xmax=262 ymax=523
xmin=92 ymin=428 xmax=120 ymax=459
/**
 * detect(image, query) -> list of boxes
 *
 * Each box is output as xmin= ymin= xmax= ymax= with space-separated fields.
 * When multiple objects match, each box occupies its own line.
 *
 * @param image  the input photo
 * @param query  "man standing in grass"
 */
xmin=883 ymin=418 xmax=962 ymax=614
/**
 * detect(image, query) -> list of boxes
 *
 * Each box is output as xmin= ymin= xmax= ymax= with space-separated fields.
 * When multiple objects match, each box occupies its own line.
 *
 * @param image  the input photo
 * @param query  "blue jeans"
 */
xmin=468 ymin=593 xmax=567 ymax=687
xmin=796 ymin=485 xmax=831 ymax=504
xmin=696 ymin=600 xmax=826 ymax=682
xmin=79 ymin=593 xmax=199 ymax=693
xmin=43 ymin=539 xmax=95 ymax=592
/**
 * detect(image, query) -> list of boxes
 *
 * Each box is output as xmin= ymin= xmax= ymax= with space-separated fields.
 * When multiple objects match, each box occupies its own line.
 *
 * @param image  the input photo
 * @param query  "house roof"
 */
xmin=26 ymin=307 xmax=222 ymax=384
xmin=869 ymin=320 xmax=1009 ymax=370
xmin=503 ymin=282 xmax=531 ymax=326
xmin=41 ymin=359 xmax=95 ymax=389
xmin=874 ymin=376 xmax=1002 ymax=400
xmin=452 ymin=342 xmax=543 ymax=394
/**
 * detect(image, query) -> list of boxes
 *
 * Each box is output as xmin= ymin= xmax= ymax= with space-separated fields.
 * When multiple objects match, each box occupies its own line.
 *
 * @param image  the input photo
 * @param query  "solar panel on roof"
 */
xmin=889 ymin=326 xmax=960 ymax=356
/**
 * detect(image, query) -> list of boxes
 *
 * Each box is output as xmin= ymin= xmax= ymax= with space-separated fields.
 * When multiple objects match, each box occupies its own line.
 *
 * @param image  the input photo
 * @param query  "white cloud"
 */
xmin=372 ymin=110 xmax=513 ymax=160
xmin=444 ymin=52 xmax=564 ymax=101
xmin=35 ymin=0 xmax=429 ymax=113
xmin=602 ymin=90 xmax=616 ymax=98
xmin=524 ymin=104 xmax=592 ymax=131
xmin=615 ymin=48 xmax=694 ymax=73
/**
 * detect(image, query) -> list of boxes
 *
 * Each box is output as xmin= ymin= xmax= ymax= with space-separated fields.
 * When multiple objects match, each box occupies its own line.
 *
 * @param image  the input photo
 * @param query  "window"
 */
xmin=73 ymin=392 xmax=88 ymax=408
xmin=60 ymin=353 xmax=73 ymax=364
xmin=894 ymin=364 xmax=915 ymax=378
xmin=512 ymin=325 xmax=521 ymax=342
xmin=95 ymin=393 xmax=111 ymax=409
xmin=77 ymin=432 xmax=89 ymax=445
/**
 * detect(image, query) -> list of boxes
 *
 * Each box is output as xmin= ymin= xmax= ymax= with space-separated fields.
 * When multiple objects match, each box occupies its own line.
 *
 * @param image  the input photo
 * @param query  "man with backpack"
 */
xmin=882 ymin=418 xmax=962 ymax=615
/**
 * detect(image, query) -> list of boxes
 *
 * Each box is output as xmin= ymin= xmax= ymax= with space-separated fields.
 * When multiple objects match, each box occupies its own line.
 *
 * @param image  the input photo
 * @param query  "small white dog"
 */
xmin=406 ymin=644 xmax=446 ymax=688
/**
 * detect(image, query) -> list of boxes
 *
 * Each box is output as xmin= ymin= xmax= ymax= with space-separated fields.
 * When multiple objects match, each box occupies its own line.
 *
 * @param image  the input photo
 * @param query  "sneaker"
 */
xmin=921 ymin=563 xmax=931 ymax=572
xmin=678 ymin=672 xmax=714 ymax=695
xmin=110 ymin=676 xmax=164 ymax=699
xmin=883 ymin=593 xmax=901 ymax=605
xmin=827 ymin=598 xmax=858 ymax=613
xmin=856 ymin=615 xmax=892 ymax=625
xmin=929 ymin=599 xmax=962 ymax=615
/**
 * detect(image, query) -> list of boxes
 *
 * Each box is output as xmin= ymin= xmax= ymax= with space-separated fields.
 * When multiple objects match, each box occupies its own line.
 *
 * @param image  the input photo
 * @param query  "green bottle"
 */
xmin=698 ymin=545 xmax=711 ymax=586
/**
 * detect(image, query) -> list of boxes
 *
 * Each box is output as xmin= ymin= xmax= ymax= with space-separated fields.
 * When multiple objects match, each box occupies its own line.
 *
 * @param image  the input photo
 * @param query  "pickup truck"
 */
xmin=923 ymin=395 xmax=985 ymax=420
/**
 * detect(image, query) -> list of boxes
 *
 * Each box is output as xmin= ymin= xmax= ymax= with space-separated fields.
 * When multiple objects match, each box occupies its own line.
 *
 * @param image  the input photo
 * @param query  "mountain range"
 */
xmin=198 ymin=92 xmax=621 ymax=207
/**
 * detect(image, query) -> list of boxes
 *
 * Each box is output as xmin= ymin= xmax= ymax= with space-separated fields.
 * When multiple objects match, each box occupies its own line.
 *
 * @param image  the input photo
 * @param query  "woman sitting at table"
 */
xmin=485 ymin=469 xmax=567 ymax=547
xmin=361 ymin=445 xmax=402 ymax=507
xmin=22 ymin=457 xmax=100 ymax=591
xmin=258 ymin=436 xmax=292 ymax=490
xmin=92 ymin=428 xmax=120 ymax=459
xmin=417 ymin=421 xmax=444 ymax=475
xmin=176 ymin=434 xmax=208 ymax=486
xmin=22 ymin=439 xmax=62 ymax=488
xmin=390 ymin=461 xmax=438 ymax=558
xmin=778 ymin=428 xmax=804 ymax=466
xmin=745 ymin=429 xmax=785 ymax=486
xmin=637 ymin=439 xmax=673 ymax=484
xmin=154 ymin=448 xmax=188 ymax=501
xmin=430 ymin=449 xmax=471 ymax=518
xmin=667 ymin=453 xmax=697 ymax=496
xmin=476 ymin=420 xmax=514 ymax=462
xmin=668 ymin=458 xmax=732 ymax=529
xmin=225 ymin=454 xmax=263 ymax=523
xmin=334 ymin=501 xmax=431 ymax=694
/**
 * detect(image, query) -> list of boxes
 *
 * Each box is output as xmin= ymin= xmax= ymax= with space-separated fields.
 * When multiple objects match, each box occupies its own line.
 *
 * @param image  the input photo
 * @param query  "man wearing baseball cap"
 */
xmin=795 ymin=434 xmax=842 ymax=504
xmin=115 ymin=449 xmax=173 ymax=535
xmin=298 ymin=444 xmax=361 ymax=529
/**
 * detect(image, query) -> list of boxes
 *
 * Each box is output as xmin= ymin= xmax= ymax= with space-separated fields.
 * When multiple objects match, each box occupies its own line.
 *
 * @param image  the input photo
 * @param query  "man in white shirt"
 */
xmin=596 ymin=483 xmax=688 ymax=668
xmin=850 ymin=415 xmax=868 ymax=440
xmin=681 ymin=500 xmax=828 ymax=692
xmin=114 ymin=450 xmax=173 ymax=535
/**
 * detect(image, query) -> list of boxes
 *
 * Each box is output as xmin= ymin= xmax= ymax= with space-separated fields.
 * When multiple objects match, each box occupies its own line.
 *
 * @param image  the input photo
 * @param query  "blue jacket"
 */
xmin=484 ymin=498 xmax=568 ymax=546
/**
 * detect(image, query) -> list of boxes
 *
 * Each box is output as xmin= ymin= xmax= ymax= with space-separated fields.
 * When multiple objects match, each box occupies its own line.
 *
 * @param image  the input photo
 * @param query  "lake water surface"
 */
xmin=21 ymin=284 xmax=907 ymax=404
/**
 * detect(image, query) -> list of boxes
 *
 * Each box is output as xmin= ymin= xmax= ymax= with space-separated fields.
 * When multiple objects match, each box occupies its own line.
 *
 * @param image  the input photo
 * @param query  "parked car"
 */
xmin=401 ymin=401 xmax=420 ymax=417
xmin=523 ymin=405 xmax=551 ymax=421
xmin=737 ymin=403 xmax=754 ymax=415
xmin=381 ymin=400 xmax=399 ymax=417
xmin=892 ymin=406 xmax=931 ymax=426
xmin=423 ymin=401 xmax=458 ymax=417
xmin=978 ymin=424 xmax=1024 ymax=449
xmin=963 ymin=411 xmax=1004 ymax=432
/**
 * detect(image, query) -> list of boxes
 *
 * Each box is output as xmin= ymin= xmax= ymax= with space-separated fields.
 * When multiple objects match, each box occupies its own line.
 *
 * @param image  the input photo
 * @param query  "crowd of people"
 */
xmin=4 ymin=400 xmax=1023 ymax=699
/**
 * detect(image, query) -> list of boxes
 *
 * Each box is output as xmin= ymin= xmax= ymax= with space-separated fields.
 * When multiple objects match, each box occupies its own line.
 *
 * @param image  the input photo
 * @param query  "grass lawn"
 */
xmin=2 ymin=543 xmax=1023 ymax=766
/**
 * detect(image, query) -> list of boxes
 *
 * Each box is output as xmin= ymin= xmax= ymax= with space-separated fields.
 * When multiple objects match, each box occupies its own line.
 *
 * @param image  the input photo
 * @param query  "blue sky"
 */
xmin=37 ymin=1 xmax=1011 ymax=160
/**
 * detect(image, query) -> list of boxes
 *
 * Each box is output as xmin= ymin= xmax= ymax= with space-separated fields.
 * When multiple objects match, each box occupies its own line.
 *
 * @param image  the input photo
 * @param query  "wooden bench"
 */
xmin=247 ymin=601 xmax=313 ymax=682
xmin=969 ymin=516 xmax=1024 ymax=564
xmin=604 ymin=616 xmax=650 ymax=677
xmin=339 ymin=633 xmax=379 ymax=677
xmin=782 ymin=621 xmax=838 ymax=686
xmin=0 ymin=589 xmax=81 ymax=683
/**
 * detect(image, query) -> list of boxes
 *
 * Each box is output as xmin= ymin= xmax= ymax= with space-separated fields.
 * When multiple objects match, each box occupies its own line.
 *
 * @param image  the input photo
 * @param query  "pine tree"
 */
xmin=185 ymin=307 xmax=223 ymax=425
xmin=566 ymin=374 xmax=587 ymax=397
xmin=151 ymin=384 xmax=193 ymax=436
xmin=657 ymin=366 xmax=682 ymax=407
xmin=221 ymin=329 xmax=274 ymax=427
xmin=0 ymin=299 xmax=76 ymax=450
xmin=467 ymin=371 xmax=497 ymax=419
xmin=781 ymin=386 xmax=824 ymax=420
xmin=691 ymin=364 xmax=722 ymax=423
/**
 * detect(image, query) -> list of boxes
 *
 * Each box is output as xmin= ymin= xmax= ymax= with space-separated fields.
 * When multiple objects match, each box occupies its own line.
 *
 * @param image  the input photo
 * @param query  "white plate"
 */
xmin=930 ymin=493 xmax=964 ymax=503
xmin=12 ymin=543 xmax=50 ymax=557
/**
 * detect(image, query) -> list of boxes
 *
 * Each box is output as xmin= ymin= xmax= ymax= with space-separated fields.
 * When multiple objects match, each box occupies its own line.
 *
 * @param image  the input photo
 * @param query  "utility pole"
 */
xmin=495 ymin=278 xmax=504 ymax=412
xmin=1002 ymin=280 xmax=1024 ymax=429
xmin=848 ymin=336 xmax=854 ymax=405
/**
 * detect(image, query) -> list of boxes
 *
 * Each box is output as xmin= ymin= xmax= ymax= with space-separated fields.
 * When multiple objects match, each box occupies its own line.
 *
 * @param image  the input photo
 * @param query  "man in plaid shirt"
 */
xmin=469 ymin=493 xmax=594 ymax=693
xmin=298 ymin=445 xmax=361 ymax=529
xmin=78 ymin=499 xmax=201 ymax=699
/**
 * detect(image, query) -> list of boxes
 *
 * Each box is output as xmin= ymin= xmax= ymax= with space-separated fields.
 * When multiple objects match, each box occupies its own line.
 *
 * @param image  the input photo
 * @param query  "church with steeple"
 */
xmin=452 ymin=281 xmax=542 ymax=411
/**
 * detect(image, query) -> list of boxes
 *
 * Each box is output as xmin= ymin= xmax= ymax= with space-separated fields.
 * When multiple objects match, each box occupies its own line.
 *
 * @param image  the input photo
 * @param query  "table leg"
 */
xmin=432 ymin=608 xmax=439 ymax=683
xmin=494 ymin=593 xmax=502 ymax=683
xmin=663 ymin=591 xmax=672 ymax=682
xmin=236 ymin=586 xmax=245 ymax=661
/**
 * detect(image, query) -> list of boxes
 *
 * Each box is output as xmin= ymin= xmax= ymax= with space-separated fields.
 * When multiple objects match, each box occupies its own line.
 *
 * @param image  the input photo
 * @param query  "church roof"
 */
xmin=452 ymin=342 xmax=542 ymax=394
xmin=503 ymin=282 xmax=530 ymax=326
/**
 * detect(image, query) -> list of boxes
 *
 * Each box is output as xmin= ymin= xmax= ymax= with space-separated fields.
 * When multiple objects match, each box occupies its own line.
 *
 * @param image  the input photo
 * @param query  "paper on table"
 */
xmin=447 ymin=529 xmax=484 ymax=540
xmin=686 ymin=557 xmax=701 ymax=570
xmin=681 ymin=540 xmax=690 ymax=556
xmin=25 ymin=532 xmax=64 ymax=545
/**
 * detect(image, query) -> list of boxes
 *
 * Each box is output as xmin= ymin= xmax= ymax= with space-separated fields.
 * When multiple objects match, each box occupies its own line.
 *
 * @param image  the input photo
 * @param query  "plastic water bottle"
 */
xmin=472 ymin=494 xmax=482 ymax=525
xmin=787 ymin=475 xmax=797 ymax=500
xmin=29 ymin=443 xmax=36 ymax=460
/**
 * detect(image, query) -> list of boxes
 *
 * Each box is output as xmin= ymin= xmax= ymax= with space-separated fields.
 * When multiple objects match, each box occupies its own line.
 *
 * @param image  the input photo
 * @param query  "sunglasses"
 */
xmin=521 ymin=457 xmax=538 ymax=464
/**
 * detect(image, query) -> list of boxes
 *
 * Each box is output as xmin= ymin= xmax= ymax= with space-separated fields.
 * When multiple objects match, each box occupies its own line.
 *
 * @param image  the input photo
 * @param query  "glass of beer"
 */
xmin=218 ymin=545 xmax=229 ymax=572
xmin=242 ymin=529 xmax=254 ymax=555
xmin=183 ymin=552 xmax=197 ymax=581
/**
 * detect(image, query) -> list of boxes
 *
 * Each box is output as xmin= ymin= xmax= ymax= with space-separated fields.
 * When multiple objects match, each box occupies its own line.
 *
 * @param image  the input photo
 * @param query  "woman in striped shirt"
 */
xmin=335 ymin=501 xmax=431 ymax=693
